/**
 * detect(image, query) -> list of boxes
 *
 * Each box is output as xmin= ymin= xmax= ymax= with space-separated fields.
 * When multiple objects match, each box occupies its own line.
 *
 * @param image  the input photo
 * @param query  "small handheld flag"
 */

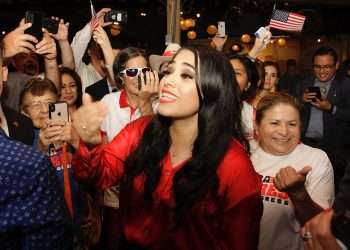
xmin=269 ymin=9 xmax=306 ymax=32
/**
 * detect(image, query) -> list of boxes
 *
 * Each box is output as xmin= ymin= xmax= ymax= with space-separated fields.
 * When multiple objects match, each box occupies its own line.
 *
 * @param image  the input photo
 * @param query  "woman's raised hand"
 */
xmin=72 ymin=94 xmax=108 ymax=146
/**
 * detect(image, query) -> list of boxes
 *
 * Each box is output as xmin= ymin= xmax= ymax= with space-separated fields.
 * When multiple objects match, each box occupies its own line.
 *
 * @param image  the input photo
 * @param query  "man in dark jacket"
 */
xmin=299 ymin=47 xmax=350 ymax=151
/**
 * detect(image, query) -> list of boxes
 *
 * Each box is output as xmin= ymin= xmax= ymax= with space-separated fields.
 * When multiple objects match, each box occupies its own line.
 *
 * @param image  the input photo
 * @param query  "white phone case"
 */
xmin=218 ymin=21 xmax=226 ymax=37
xmin=49 ymin=102 xmax=69 ymax=122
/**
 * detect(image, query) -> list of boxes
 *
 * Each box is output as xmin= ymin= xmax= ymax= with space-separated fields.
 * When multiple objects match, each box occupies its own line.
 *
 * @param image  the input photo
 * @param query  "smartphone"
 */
xmin=217 ymin=21 xmax=226 ymax=37
xmin=254 ymin=27 xmax=267 ymax=38
xmin=307 ymin=86 xmax=322 ymax=101
xmin=104 ymin=10 xmax=128 ymax=24
xmin=42 ymin=17 xmax=59 ymax=34
xmin=49 ymin=101 xmax=69 ymax=122
xmin=138 ymin=68 xmax=153 ymax=90
xmin=24 ymin=11 xmax=43 ymax=41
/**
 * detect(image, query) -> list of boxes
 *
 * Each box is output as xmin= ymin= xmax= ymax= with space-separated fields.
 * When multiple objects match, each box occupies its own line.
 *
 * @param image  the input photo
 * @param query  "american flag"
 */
xmin=269 ymin=9 xmax=306 ymax=32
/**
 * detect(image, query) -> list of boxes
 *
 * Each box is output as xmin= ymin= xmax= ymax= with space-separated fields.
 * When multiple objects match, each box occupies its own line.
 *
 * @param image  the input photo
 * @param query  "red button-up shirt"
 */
xmin=73 ymin=116 xmax=263 ymax=250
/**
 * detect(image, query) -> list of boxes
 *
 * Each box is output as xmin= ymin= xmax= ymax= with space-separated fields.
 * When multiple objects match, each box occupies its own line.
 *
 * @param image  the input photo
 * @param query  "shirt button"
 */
xmin=165 ymin=171 xmax=170 ymax=176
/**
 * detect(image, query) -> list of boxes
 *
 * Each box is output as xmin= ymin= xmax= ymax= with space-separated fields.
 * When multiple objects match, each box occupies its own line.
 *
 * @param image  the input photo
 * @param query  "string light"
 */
xmin=140 ymin=12 xmax=147 ymax=17
xmin=196 ymin=13 xmax=200 ymax=18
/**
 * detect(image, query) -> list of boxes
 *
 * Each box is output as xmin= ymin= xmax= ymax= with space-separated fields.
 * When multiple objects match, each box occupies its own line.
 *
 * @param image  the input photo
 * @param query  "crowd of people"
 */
xmin=0 ymin=6 xmax=350 ymax=250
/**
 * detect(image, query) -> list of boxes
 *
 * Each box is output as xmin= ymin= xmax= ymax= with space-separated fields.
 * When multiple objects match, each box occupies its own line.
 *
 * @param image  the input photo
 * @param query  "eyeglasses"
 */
xmin=24 ymin=100 xmax=54 ymax=110
xmin=313 ymin=64 xmax=335 ymax=70
xmin=119 ymin=67 xmax=151 ymax=77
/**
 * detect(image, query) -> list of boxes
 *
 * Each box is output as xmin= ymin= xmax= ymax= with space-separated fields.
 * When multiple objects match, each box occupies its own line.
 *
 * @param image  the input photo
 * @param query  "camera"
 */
xmin=24 ymin=11 xmax=59 ymax=41
xmin=104 ymin=10 xmax=128 ymax=24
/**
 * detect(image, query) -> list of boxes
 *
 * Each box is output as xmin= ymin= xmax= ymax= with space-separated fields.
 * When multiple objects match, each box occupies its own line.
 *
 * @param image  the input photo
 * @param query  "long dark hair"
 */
xmin=122 ymin=45 xmax=247 ymax=228
xmin=226 ymin=53 xmax=259 ymax=101
xmin=59 ymin=67 xmax=83 ymax=108
xmin=259 ymin=61 xmax=280 ymax=91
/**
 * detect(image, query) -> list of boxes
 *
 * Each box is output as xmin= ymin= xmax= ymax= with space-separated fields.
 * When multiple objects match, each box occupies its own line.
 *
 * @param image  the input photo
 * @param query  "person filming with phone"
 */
xmin=299 ymin=47 xmax=350 ymax=161
xmin=19 ymin=78 xmax=95 ymax=249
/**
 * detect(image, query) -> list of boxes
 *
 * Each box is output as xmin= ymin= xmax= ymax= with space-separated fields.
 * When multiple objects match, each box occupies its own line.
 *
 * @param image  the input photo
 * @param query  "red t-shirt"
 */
xmin=73 ymin=116 xmax=262 ymax=250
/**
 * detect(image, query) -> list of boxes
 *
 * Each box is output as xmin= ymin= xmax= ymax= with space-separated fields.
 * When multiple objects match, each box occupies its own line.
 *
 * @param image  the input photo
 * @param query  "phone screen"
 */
xmin=218 ymin=21 xmax=226 ymax=37
xmin=42 ymin=17 xmax=59 ymax=34
xmin=307 ymin=86 xmax=322 ymax=100
xmin=24 ymin=11 xmax=43 ymax=41
xmin=49 ymin=102 xmax=69 ymax=122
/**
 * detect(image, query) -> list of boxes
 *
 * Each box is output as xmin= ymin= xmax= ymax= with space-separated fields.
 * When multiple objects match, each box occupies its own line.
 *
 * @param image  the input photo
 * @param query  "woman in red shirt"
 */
xmin=72 ymin=45 xmax=263 ymax=250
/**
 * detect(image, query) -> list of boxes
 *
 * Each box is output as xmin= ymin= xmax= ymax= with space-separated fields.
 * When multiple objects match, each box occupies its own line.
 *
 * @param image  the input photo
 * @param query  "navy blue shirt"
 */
xmin=0 ymin=131 xmax=72 ymax=249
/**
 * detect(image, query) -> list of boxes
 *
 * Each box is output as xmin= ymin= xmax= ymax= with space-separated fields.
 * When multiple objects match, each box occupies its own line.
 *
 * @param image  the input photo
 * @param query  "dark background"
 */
xmin=1 ymin=0 xmax=350 ymax=53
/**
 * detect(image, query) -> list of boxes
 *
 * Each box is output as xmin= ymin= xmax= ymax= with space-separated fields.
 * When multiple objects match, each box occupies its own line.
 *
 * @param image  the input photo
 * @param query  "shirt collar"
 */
xmin=119 ymin=90 xmax=137 ymax=114
xmin=119 ymin=89 xmax=129 ymax=108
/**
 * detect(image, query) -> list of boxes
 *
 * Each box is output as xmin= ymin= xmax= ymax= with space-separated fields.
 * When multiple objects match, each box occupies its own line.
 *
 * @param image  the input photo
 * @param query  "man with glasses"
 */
xmin=299 ymin=46 xmax=350 ymax=186
xmin=299 ymin=47 xmax=350 ymax=148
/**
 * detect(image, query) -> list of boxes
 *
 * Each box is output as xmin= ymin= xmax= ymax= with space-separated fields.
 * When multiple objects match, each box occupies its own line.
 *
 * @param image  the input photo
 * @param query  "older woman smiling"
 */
xmin=251 ymin=92 xmax=335 ymax=250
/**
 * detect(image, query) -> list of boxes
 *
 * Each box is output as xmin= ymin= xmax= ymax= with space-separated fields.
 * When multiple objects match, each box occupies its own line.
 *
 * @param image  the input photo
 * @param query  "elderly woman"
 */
xmin=251 ymin=92 xmax=335 ymax=250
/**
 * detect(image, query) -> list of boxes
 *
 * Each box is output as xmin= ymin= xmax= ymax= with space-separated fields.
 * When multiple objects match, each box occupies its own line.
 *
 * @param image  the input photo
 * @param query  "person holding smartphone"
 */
xmin=299 ymin=47 xmax=350 ymax=151
xmin=0 ymin=38 xmax=72 ymax=250
xmin=19 ymin=78 xmax=96 ymax=249
xmin=299 ymin=47 xmax=350 ymax=191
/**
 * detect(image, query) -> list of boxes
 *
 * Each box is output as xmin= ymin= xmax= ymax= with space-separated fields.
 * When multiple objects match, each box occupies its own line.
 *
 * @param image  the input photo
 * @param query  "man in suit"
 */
xmin=1 ymin=36 xmax=72 ymax=249
xmin=299 ymin=46 xmax=350 ymax=151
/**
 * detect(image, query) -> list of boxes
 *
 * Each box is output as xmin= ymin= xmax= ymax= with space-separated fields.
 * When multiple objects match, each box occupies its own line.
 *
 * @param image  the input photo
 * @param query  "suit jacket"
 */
xmin=333 ymin=161 xmax=350 ymax=248
xmin=0 ymin=132 xmax=72 ymax=249
xmin=85 ymin=77 xmax=110 ymax=101
xmin=298 ymin=75 xmax=350 ymax=149
xmin=2 ymin=104 xmax=34 ymax=146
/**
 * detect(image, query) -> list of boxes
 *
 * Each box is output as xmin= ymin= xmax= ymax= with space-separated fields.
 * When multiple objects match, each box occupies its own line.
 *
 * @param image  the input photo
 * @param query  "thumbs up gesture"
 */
xmin=72 ymin=94 xmax=108 ymax=146
xmin=274 ymin=166 xmax=312 ymax=194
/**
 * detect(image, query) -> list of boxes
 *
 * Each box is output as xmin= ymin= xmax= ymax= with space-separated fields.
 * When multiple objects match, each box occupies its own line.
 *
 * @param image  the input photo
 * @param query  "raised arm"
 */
xmin=248 ymin=26 xmax=272 ymax=60
xmin=32 ymin=30 xmax=60 ymax=90
xmin=274 ymin=163 xmax=334 ymax=225
xmin=71 ymin=8 xmax=111 ymax=71
xmin=50 ymin=17 xmax=75 ymax=69
xmin=92 ymin=26 xmax=115 ymax=83
xmin=72 ymin=94 xmax=149 ymax=189
xmin=2 ymin=19 xmax=37 ymax=59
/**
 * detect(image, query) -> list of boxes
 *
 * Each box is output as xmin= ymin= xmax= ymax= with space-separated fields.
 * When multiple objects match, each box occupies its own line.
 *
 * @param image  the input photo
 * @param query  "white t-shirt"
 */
xmin=241 ymin=101 xmax=255 ymax=140
xmin=250 ymin=143 xmax=335 ymax=250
